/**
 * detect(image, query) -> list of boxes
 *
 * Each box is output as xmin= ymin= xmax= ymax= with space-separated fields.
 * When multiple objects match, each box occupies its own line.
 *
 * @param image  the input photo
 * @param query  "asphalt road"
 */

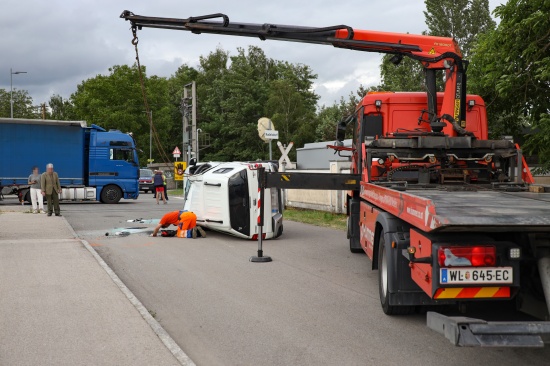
xmin=13 ymin=194 xmax=550 ymax=365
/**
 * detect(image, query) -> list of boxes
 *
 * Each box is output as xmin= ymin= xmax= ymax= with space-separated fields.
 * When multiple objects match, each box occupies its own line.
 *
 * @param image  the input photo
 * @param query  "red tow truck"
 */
xmin=120 ymin=11 xmax=550 ymax=346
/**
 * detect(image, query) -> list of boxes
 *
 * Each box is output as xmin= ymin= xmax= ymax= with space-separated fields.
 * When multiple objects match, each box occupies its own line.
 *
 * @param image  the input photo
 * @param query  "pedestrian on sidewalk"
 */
xmin=28 ymin=166 xmax=45 ymax=214
xmin=154 ymin=170 xmax=167 ymax=205
xmin=41 ymin=163 xmax=62 ymax=217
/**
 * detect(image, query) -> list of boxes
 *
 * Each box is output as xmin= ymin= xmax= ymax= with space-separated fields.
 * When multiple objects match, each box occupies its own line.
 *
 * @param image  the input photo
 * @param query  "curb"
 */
xmin=61 ymin=217 xmax=196 ymax=366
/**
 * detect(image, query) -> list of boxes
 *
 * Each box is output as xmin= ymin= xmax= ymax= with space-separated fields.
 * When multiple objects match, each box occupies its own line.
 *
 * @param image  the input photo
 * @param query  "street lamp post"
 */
xmin=10 ymin=68 xmax=28 ymax=118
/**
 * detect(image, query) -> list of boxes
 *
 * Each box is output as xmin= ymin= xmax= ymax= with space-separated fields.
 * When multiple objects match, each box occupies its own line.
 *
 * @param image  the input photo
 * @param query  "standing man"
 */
xmin=41 ymin=163 xmax=62 ymax=217
xmin=28 ymin=166 xmax=45 ymax=214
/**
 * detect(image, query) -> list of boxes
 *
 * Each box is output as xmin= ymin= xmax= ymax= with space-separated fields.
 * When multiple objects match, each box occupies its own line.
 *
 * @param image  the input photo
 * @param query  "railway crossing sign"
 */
xmin=277 ymin=141 xmax=296 ymax=170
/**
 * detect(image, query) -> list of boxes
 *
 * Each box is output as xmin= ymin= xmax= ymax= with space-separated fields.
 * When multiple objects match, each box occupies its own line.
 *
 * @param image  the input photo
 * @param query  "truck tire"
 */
xmin=378 ymin=230 xmax=415 ymax=315
xmin=100 ymin=185 xmax=122 ymax=204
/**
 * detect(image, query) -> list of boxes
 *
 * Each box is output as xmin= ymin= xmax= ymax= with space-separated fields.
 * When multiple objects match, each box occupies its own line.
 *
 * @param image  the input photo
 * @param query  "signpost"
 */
xmin=174 ymin=162 xmax=186 ymax=181
xmin=173 ymin=147 xmax=183 ymax=191
xmin=172 ymin=146 xmax=181 ymax=159
xmin=258 ymin=117 xmax=278 ymax=160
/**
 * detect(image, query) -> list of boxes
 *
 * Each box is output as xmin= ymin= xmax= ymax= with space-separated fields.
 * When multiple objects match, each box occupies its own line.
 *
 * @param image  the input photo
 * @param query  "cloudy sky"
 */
xmin=0 ymin=0 xmax=504 ymax=108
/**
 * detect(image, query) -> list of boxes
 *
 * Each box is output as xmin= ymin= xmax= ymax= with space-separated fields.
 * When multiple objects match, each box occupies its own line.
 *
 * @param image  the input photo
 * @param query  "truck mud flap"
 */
xmin=427 ymin=311 xmax=550 ymax=347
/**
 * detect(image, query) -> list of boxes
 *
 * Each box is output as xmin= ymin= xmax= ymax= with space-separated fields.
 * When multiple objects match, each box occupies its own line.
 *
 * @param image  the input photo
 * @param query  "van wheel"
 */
xmin=276 ymin=224 xmax=283 ymax=238
xmin=101 ymin=185 xmax=122 ymax=204
xmin=378 ymin=230 xmax=415 ymax=315
xmin=24 ymin=190 xmax=32 ymax=203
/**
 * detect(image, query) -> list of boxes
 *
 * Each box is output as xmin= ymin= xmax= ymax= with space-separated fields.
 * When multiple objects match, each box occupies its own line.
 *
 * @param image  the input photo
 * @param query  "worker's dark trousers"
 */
xmin=46 ymin=191 xmax=60 ymax=215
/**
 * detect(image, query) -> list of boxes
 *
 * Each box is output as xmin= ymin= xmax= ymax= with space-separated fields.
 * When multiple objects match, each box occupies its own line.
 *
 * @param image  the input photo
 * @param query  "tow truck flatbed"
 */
xmin=361 ymin=183 xmax=550 ymax=233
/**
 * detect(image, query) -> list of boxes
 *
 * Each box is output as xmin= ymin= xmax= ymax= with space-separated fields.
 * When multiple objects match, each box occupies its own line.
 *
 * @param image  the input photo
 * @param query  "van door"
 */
xmin=228 ymin=170 xmax=250 ymax=236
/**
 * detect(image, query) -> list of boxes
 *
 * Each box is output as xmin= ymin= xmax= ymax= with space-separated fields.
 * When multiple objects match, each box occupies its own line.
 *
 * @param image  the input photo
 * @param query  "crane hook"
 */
xmin=131 ymin=25 xmax=139 ymax=46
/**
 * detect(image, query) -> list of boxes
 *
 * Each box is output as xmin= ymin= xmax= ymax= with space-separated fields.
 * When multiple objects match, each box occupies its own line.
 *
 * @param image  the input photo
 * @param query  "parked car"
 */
xmin=139 ymin=168 xmax=154 ymax=193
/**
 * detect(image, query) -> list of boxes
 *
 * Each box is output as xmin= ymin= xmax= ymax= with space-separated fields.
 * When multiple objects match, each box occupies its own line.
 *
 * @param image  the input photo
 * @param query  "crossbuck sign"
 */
xmin=277 ymin=141 xmax=296 ymax=170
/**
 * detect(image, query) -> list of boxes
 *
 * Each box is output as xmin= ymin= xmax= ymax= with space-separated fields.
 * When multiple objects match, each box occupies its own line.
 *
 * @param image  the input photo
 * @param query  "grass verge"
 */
xmin=168 ymin=189 xmax=184 ymax=196
xmin=283 ymin=207 xmax=347 ymax=231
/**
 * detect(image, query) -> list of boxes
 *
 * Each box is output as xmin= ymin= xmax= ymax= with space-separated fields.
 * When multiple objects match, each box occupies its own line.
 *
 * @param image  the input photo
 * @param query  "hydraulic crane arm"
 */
xmin=120 ymin=10 xmax=469 ymax=134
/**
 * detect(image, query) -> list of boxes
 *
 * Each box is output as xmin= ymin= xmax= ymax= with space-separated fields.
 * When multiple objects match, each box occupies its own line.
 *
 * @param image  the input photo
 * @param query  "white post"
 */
xmin=268 ymin=119 xmax=272 ymax=160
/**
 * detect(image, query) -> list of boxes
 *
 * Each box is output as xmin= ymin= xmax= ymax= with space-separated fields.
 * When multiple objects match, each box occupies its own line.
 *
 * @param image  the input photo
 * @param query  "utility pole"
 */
xmin=143 ymin=110 xmax=153 ymax=165
xmin=182 ymin=81 xmax=197 ymax=165
xmin=41 ymin=103 xmax=46 ymax=119
xmin=10 ymin=68 xmax=28 ymax=118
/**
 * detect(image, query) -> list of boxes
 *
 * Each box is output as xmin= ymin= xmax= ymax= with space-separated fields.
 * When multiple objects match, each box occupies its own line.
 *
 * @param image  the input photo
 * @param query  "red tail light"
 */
xmin=251 ymin=233 xmax=267 ymax=240
xmin=438 ymin=246 xmax=496 ymax=267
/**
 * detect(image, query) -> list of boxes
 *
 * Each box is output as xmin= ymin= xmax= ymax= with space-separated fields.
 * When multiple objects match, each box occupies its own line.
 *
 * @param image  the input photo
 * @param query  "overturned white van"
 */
xmin=183 ymin=162 xmax=283 ymax=240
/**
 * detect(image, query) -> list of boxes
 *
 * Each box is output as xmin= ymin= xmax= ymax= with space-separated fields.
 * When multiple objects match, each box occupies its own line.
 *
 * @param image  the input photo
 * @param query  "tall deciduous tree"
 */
xmin=424 ymin=0 xmax=495 ymax=57
xmin=70 ymin=64 xmax=173 ymax=164
xmin=48 ymin=94 xmax=76 ymax=120
xmin=468 ymin=0 xmax=550 ymax=168
xmin=378 ymin=0 xmax=495 ymax=92
xmin=0 ymin=88 xmax=36 ymax=118
xmin=195 ymin=46 xmax=319 ymax=162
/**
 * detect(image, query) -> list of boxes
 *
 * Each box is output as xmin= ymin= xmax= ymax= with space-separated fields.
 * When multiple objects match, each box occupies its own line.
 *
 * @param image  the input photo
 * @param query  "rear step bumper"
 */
xmin=427 ymin=311 xmax=550 ymax=347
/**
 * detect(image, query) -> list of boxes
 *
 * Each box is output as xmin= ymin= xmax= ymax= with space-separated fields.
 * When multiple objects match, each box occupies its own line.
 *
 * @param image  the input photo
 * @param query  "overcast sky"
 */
xmin=0 ymin=0 xmax=504 ymax=109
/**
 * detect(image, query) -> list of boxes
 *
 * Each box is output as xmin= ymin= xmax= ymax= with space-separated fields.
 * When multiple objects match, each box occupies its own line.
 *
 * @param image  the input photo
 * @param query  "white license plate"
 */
xmin=440 ymin=267 xmax=513 ymax=284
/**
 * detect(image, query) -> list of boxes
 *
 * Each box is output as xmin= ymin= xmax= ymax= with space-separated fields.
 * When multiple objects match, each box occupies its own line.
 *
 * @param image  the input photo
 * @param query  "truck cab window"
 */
xmin=110 ymin=148 xmax=134 ymax=163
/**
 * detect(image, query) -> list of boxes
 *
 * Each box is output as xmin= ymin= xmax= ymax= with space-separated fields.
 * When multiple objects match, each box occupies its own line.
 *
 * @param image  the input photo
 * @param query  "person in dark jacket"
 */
xmin=153 ymin=170 xmax=167 ymax=204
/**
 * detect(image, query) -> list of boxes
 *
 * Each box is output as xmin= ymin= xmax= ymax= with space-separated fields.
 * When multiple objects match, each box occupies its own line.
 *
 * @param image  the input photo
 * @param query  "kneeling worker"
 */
xmin=151 ymin=210 xmax=206 ymax=238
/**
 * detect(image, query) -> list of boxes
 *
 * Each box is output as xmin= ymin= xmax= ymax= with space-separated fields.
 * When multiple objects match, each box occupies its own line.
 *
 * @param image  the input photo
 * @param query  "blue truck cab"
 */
xmin=87 ymin=124 xmax=140 ymax=202
xmin=0 ymin=118 xmax=139 ymax=203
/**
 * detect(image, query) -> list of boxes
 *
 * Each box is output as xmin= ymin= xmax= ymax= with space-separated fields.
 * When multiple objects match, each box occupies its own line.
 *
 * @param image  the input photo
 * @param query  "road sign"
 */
xmin=258 ymin=117 xmax=275 ymax=142
xmin=277 ymin=141 xmax=296 ymax=170
xmin=264 ymin=130 xmax=279 ymax=140
xmin=172 ymin=146 xmax=181 ymax=155
xmin=174 ymin=162 xmax=187 ymax=181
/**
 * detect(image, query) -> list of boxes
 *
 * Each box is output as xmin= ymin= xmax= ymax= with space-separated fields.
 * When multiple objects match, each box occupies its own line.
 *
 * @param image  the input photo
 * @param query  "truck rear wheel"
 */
xmin=378 ymin=230 xmax=415 ymax=315
xmin=101 ymin=185 xmax=122 ymax=204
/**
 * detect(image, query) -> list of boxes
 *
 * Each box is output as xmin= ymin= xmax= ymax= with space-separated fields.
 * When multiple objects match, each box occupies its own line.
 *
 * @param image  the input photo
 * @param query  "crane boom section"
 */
xmin=120 ymin=10 xmax=468 ymax=131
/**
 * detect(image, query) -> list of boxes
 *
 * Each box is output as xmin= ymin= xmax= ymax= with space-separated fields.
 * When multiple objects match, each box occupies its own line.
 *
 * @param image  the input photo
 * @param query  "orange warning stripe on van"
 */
xmin=434 ymin=287 xmax=510 ymax=299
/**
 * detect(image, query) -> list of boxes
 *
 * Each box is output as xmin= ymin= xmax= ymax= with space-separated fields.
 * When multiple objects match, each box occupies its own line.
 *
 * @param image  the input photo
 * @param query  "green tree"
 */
xmin=379 ymin=55 xmax=425 ymax=92
xmin=266 ymin=61 xmax=319 ymax=158
xmin=376 ymin=0 xmax=495 ymax=92
xmin=0 ymin=88 xmax=36 ymax=118
xmin=315 ymin=85 xmax=369 ymax=142
xmin=468 ymin=0 xmax=550 ymax=168
xmin=424 ymin=0 xmax=495 ymax=57
xmin=48 ymin=94 xmax=76 ymax=120
xmin=70 ymin=64 xmax=173 ymax=165
xmin=195 ymin=46 xmax=320 ymax=162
